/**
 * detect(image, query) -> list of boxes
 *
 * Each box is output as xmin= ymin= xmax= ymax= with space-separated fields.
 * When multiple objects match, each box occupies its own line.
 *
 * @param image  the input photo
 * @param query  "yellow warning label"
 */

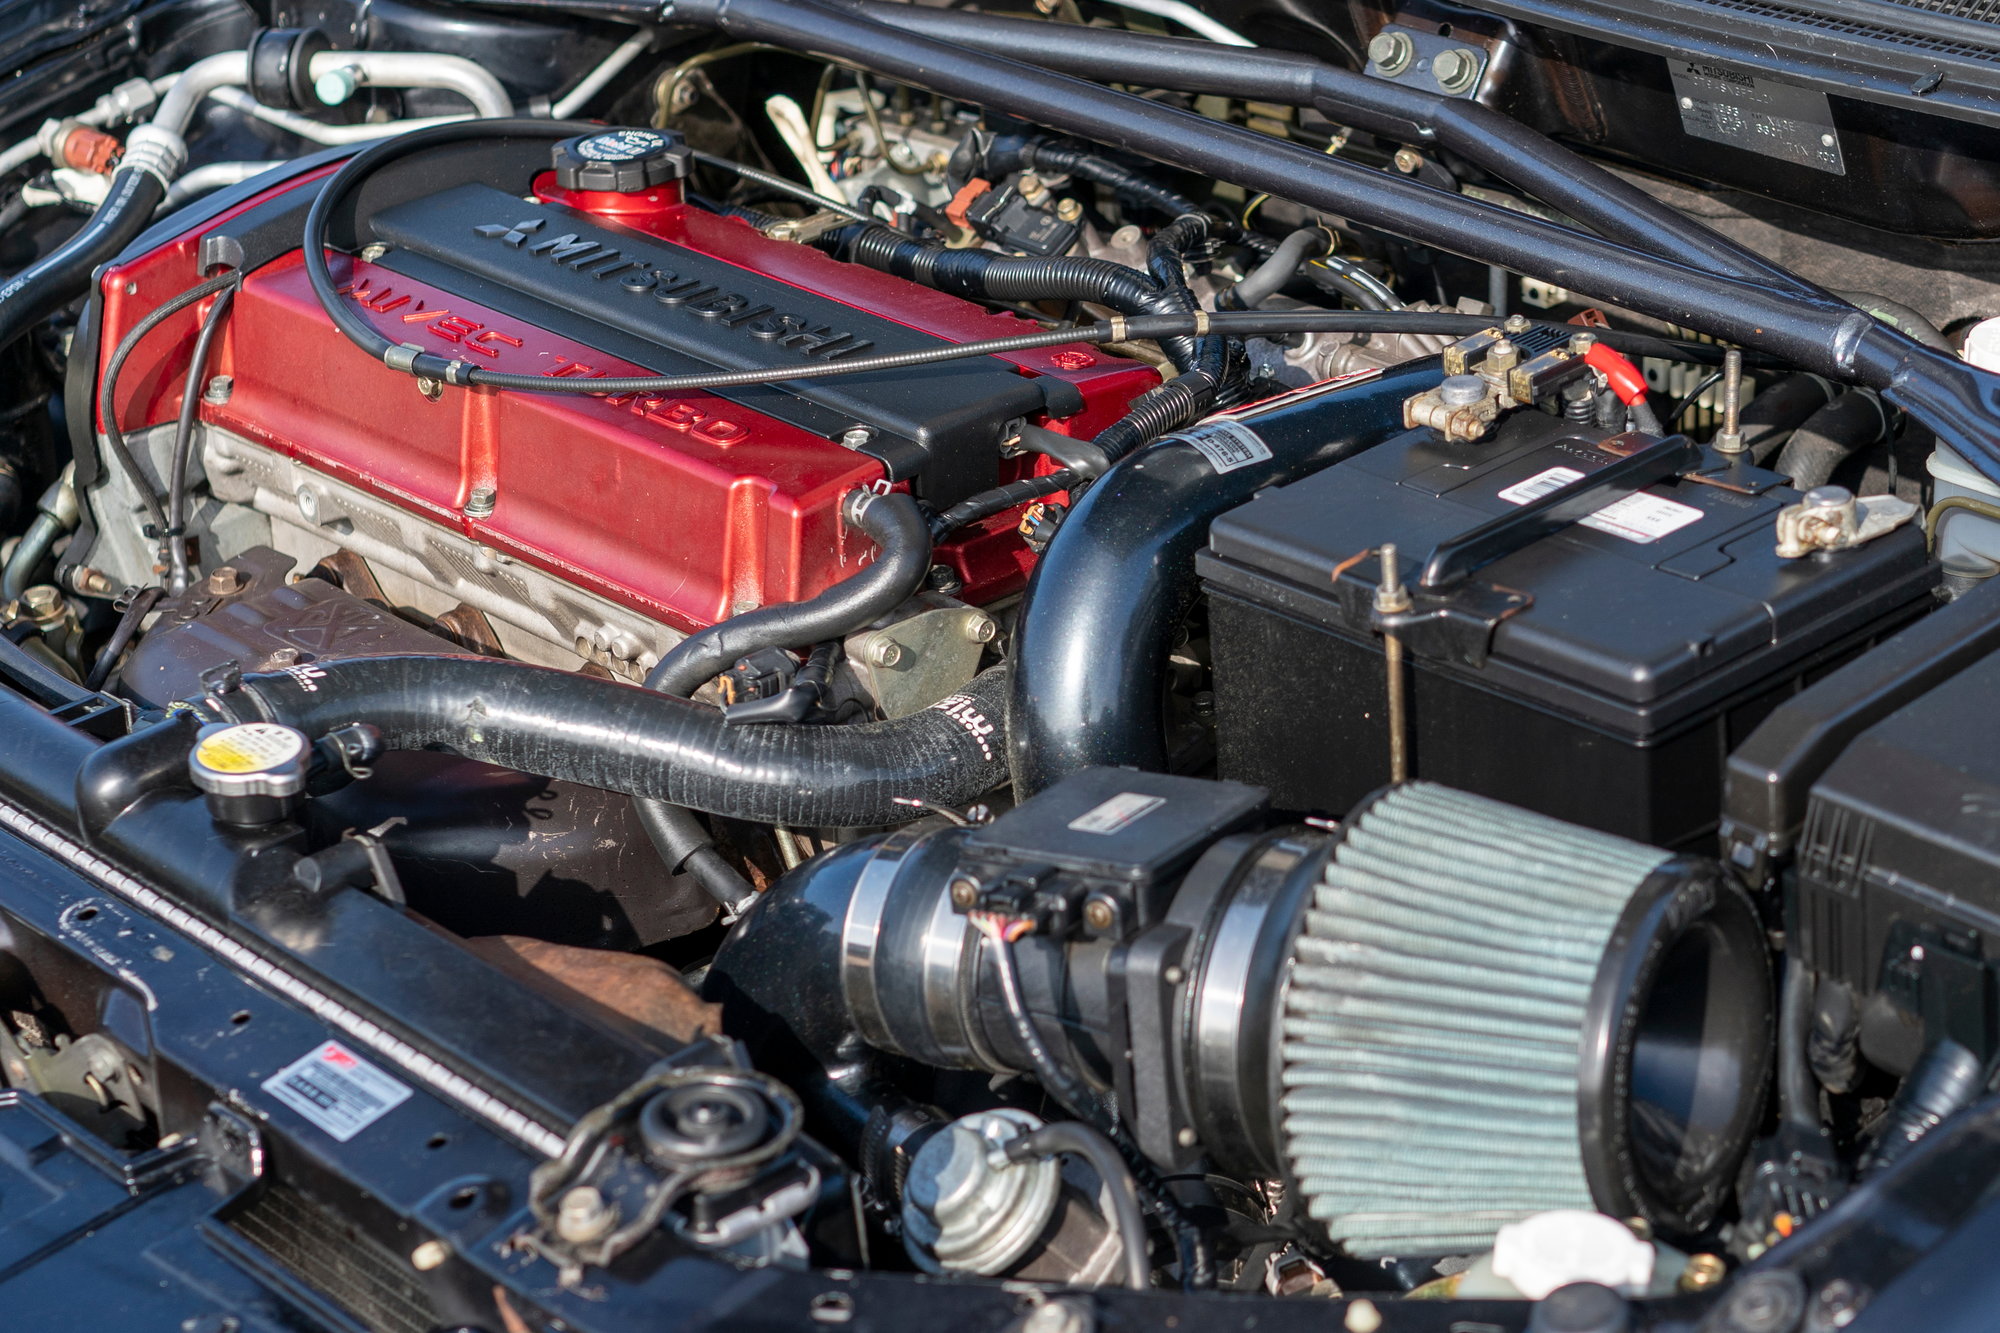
xmin=194 ymin=723 xmax=304 ymax=774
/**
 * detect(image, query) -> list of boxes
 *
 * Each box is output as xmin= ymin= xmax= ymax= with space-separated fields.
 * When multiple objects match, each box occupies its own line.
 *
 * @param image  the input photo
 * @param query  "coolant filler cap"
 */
xmin=552 ymin=128 xmax=693 ymax=193
xmin=190 ymin=721 xmax=311 ymax=826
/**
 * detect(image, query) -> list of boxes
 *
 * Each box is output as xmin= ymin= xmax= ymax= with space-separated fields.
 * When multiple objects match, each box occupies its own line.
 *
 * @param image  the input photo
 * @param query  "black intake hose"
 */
xmin=838 ymin=225 xmax=1202 ymax=369
xmin=997 ymin=137 xmax=1206 ymax=226
xmin=644 ymin=490 xmax=931 ymax=697
xmin=1773 ymin=391 xmax=1892 ymax=490
xmin=0 ymin=167 xmax=168 ymax=354
xmin=206 ymin=657 xmax=1010 ymax=827
xmin=1008 ymin=358 xmax=1438 ymax=795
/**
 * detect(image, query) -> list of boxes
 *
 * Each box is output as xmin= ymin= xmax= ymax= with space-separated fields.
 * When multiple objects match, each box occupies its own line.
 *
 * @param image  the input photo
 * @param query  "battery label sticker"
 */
xmin=263 ymin=1041 xmax=413 ymax=1141
xmin=1498 ymin=466 xmax=1704 ymax=544
xmin=1068 ymin=792 xmax=1167 ymax=835
xmin=1184 ymin=421 xmax=1274 ymax=474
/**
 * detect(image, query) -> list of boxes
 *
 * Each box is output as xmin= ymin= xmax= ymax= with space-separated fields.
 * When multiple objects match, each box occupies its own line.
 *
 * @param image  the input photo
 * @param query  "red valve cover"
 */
xmin=96 ymin=165 xmax=1156 ymax=633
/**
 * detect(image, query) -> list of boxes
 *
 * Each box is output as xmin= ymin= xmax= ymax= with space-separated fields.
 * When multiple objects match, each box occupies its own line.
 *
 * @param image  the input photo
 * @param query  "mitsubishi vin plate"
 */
xmin=1671 ymin=60 xmax=1846 ymax=176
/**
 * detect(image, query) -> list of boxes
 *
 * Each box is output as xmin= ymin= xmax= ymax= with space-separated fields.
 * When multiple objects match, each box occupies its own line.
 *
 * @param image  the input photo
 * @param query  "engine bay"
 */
xmin=1 ymin=0 xmax=1999 ymax=1327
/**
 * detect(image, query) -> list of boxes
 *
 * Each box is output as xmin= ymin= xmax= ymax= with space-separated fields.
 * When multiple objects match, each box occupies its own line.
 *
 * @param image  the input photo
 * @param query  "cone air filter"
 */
xmin=1279 ymin=784 xmax=1771 ymax=1257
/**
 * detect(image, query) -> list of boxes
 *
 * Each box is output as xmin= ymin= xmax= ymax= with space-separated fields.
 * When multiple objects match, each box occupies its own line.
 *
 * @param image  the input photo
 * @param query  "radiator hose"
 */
xmin=200 ymin=658 xmax=1010 ymax=828
xmin=0 ymin=166 xmax=168 ymax=354
xmin=1772 ymin=390 xmax=1891 ymax=490
xmin=637 ymin=488 xmax=932 ymax=909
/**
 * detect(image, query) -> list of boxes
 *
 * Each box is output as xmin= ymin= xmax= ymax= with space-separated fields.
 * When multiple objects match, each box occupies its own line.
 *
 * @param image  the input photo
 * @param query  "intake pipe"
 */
xmin=200 ymin=658 xmax=1009 ymax=827
xmin=1008 ymin=357 xmax=1437 ymax=795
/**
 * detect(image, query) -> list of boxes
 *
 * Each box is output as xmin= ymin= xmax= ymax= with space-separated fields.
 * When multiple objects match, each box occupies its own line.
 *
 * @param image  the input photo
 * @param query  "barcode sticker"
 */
xmin=1496 ymin=466 xmax=1703 ymax=545
xmin=1068 ymin=792 xmax=1167 ymax=835
xmin=263 ymin=1041 xmax=413 ymax=1141
xmin=1184 ymin=421 xmax=1274 ymax=474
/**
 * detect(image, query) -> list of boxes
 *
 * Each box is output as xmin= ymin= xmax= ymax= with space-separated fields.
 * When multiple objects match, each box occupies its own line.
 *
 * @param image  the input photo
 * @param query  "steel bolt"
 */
xmin=1368 ymin=30 xmax=1415 ymax=75
xmin=963 ymin=615 xmax=998 ymax=644
xmin=1433 ymin=48 xmax=1479 ymax=93
xmin=840 ymin=425 xmax=875 ymax=450
xmin=1680 ymin=1252 xmax=1727 ymax=1292
xmin=1083 ymin=898 xmax=1116 ymax=931
xmin=1504 ymin=313 xmax=1532 ymax=334
xmin=1176 ymin=1127 xmax=1198 ymax=1148
xmin=409 ymin=1239 xmax=450 ymax=1271
xmin=267 ymin=647 xmax=301 ymax=667
xmin=463 ymin=485 xmax=497 ymax=518
xmin=865 ymin=636 xmax=904 ymax=668
xmin=204 ymin=374 xmax=233 ymax=404
xmin=1814 ymin=1278 xmax=1865 ymax=1329
xmin=556 ymin=1185 xmax=619 ymax=1243
xmin=1713 ymin=348 xmax=1746 ymax=452
xmin=927 ymin=564 xmax=964 ymax=595
xmin=949 ymin=876 xmax=980 ymax=909
xmin=1017 ymin=173 xmax=1047 ymax=205
xmin=1392 ymin=147 xmax=1423 ymax=174
xmin=1055 ymin=198 xmax=1082 ymax=223
xmin=205 ymin=566 xmax=246 ymax=596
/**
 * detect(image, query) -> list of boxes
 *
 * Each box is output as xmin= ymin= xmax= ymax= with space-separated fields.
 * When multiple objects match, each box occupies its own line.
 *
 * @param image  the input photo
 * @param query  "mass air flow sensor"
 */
xmin=707 ymin=769 xmax=1774 ymax=1256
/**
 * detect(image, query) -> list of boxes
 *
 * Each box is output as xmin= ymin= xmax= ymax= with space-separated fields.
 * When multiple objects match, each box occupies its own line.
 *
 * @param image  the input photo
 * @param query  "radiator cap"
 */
xmin=190 ymin=721 xmax=311 ymax=826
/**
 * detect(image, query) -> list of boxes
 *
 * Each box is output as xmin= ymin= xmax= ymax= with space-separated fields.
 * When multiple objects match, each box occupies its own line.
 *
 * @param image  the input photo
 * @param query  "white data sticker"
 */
xmin=1068 ymin=792 xmax=1167 ymax=835
xmin=1496 ymin=466 xmax=1703 ymax=545
xmin=263 ymin=1041 xmax=413 ymax=1142
xmin=1184 ymin=421 xmax=1274 ymax=474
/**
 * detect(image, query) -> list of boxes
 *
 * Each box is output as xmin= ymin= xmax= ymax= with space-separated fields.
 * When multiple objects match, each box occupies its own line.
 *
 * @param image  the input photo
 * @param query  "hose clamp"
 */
xmin=119 ymin=125 xmax=188 ymax=190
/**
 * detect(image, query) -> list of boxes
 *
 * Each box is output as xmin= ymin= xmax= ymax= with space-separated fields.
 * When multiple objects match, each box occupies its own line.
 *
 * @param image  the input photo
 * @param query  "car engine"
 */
xmin=0 ymin=0 xmax=1998 ymax=1327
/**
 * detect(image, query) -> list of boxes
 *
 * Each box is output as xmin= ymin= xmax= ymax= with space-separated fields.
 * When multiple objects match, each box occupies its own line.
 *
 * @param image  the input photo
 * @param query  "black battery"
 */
xmin=1194 ymin=412 xmax=1937 ymax=847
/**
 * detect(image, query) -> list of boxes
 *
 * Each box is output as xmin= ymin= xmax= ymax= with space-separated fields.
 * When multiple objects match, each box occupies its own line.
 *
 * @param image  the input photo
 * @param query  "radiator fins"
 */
xmin=1279 ymin=782 xmax=1670 ymax=1257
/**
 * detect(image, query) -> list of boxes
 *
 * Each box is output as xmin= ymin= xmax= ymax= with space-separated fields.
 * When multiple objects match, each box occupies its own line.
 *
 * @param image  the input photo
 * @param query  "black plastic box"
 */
xmin=1793 ymin=641 xmax=2000 ymax=1067
xmin=1196 ymin=416 xmax=1936 ymax=847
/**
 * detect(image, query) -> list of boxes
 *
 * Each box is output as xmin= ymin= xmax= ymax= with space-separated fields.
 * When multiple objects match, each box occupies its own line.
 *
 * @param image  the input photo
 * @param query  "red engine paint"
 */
xmin=98 ymin=168 xmax=1155 ymax=633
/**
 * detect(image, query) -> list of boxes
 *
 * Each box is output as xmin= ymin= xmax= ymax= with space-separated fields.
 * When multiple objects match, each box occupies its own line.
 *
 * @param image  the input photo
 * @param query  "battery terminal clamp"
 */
xmin=1405 ymin=316 xmax=1600 ymax=442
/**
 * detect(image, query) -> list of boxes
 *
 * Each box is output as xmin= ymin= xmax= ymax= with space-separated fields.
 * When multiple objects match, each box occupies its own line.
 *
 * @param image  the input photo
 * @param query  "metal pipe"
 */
xmin=659 ymin=0 xmax=2000 ymax=487
xmin=309 ymin=50 xmax=514 ymax=118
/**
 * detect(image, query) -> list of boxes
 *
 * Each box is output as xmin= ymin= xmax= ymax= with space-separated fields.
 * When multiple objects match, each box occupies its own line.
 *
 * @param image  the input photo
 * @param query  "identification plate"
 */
xmin=1671 ymin=60 xmax=1845 ymax=177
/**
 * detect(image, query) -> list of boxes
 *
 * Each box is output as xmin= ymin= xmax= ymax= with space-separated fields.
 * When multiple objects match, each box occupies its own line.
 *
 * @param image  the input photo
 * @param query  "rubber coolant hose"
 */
xmin=638 ymin=487 xmax=930 ymax=909
xmin=211 ymin=657 xmax=1009 ymax=827
xmin=1008 ymin=358 xmax=1437 ymax=796
xmin=0 ymin=166 xmax=168 ymax=354
xmin=1773 ymin=391 xmax=1891 ymax=490
xmin=645 ymin=489 xmax=931 ymax=696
